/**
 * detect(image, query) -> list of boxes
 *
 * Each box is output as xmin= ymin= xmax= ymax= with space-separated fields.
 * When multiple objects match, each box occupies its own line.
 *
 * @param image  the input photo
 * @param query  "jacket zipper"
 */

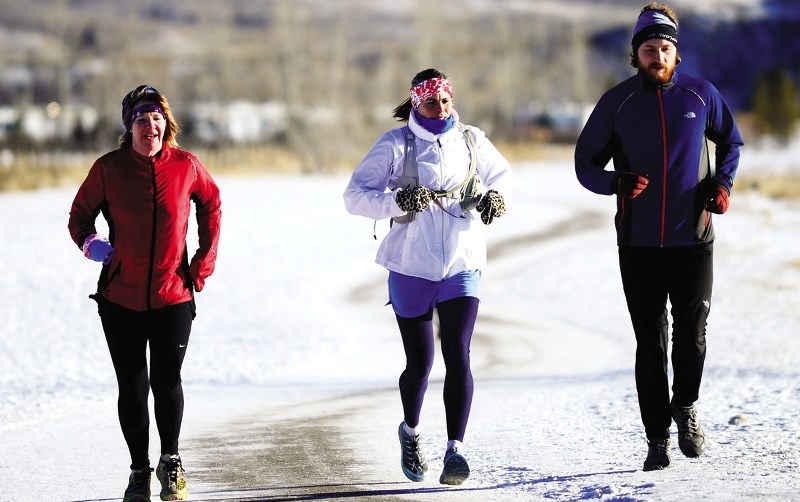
xmin=656 ymin=87 xmax=668 ymax=247
xmin=146 ymin=158 xmax=158 ymax=310
xmin=437 ymin=138 xmax=447 ymax=278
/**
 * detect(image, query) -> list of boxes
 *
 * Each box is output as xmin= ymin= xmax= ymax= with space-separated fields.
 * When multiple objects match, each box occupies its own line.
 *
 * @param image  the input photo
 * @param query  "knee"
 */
xmin=443 ymin=346 xmax=471 ymax=373
xmin=672 ymin=330 xmax=707 ymax=352
xmin=403 ymin=360 xmax=433 ymax=381
xmin=149 ymin=372 xmax=181 ymax=398
xmin=630 ymin=310 xmax=668 ymax=333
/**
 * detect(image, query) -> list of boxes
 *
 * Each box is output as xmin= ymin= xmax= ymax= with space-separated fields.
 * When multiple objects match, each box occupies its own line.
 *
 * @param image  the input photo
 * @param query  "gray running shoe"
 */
xmin=398 ymin=423 xmax=428 ymax=481
xmin=672 ymin=404 xmax=706 ymax=457
xmin=643 ymin=438 xmax=671 ymax=471
xmin=156 ymin=455 xmax=189 ymax=501
xmin=439 ymin=446 xmax=470 ymax=485
xmin=123 ymin=467 xmax=152 ymax=502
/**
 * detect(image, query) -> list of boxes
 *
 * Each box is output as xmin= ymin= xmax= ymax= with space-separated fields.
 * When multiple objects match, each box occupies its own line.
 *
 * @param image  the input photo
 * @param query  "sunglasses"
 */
xmin=121 ymin=85 xmax=162 ymax=122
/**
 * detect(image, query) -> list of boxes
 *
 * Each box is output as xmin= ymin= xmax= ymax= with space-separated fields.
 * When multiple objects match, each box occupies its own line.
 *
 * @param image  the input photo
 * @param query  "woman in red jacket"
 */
xmin=68 ymin=84 xmax=221 ymax=502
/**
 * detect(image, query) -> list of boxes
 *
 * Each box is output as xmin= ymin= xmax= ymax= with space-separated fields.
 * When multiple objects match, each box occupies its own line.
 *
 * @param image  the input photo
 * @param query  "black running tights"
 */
xmin=98 ymin=299 xmax=194 ymax=470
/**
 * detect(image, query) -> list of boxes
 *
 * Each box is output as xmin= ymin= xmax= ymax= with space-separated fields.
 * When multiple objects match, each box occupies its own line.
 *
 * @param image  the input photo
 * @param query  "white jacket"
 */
xmin=343 ymin=111 xmax=512 ymax=281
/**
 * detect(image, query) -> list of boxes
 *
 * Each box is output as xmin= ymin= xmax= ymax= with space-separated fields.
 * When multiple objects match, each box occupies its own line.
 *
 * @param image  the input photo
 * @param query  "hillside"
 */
xmin=0 ymin=0 xmax=796 ymax=169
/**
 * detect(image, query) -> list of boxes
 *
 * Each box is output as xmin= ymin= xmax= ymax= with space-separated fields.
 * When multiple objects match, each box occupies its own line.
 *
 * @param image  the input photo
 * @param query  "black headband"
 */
xmin=632 ymin=24 xmax=678 ymax=51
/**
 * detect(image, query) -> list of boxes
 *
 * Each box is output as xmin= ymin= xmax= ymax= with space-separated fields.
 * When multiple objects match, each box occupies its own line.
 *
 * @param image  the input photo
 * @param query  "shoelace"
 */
xmin=402 ymin=434 xmax=426 ymax=470
xmin=675 ymin=407 xmax=700 ymax=434
xmin=650 ymin=441 xmax=669 ymax=455
xmin=163 ymin=458 xmax=184 ymax=487
xmin=130 ymin=468 xmax=150 ymax=488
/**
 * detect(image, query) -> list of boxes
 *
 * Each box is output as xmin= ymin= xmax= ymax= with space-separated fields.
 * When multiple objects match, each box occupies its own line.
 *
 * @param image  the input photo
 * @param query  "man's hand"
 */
xmin=615 ymin=172 xmax=649 ymax=199
xmin=705 ymin=184 xmax=730 ymax=214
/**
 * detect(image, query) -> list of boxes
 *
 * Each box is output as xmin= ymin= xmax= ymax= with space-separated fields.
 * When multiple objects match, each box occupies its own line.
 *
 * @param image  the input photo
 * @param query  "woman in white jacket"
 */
xmin=343 ymin=68 xmax=512 ymax=485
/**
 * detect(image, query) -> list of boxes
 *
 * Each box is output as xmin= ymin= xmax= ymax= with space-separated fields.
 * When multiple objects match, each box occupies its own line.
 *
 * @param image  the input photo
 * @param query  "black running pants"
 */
xmin=619 ymin=243 xmax=712 ymax=440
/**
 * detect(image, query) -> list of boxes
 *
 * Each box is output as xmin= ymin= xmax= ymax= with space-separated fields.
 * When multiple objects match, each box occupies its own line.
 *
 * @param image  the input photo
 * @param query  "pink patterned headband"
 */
xmin=410 ymin=78 xmax=453 ymax=108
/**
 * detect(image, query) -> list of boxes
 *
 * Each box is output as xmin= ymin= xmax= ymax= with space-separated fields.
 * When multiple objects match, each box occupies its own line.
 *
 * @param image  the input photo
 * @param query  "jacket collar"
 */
xmin=128 ymin=145 xmax=172 ymax=165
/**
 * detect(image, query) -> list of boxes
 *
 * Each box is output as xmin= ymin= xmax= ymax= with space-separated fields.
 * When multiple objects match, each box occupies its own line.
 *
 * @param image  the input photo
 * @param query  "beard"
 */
xmin=640 ymin=61 xmax=676 ymax=85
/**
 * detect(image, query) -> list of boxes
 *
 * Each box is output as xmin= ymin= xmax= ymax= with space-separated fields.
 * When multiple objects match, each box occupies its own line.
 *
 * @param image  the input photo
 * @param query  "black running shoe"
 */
xmin=672 ymin=404 xmax=706 ymax=457
xmin=123 ymin=467 xmax=152 ymax=502
xmin=398 ymin=423 xmax=428 ymax=481
xmin=643 ymin=438 xmax=671 ymax=471
xmin=156 ymin=455 xmax=189 ymax=501
xmin=439 ymin=446 xmax=470 ymax=485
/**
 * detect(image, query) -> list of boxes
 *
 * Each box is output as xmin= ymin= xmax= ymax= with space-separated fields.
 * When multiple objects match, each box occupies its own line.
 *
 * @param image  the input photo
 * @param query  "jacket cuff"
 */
xmin=79 ymin=233 xmax=94 ymax=251
xmin=610 ymin=173 xmax=621 ymax=195
xmin=713 ymin=174 xmax=732 ymax=194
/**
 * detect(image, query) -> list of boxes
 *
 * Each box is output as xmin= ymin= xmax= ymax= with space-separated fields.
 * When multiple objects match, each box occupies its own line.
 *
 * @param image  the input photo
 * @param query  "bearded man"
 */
xmin=574 ymin=3 xmax=743 ymax=471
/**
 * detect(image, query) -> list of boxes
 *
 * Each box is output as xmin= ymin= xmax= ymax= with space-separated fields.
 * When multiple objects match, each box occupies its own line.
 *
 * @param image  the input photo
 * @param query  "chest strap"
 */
xmin=393 ymin=124 xmax=478 ymax=224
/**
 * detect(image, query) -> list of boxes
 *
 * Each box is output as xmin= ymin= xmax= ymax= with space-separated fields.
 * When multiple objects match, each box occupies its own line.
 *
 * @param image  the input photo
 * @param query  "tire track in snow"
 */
xmin=187 ymin=210 xmax=607 ymax=500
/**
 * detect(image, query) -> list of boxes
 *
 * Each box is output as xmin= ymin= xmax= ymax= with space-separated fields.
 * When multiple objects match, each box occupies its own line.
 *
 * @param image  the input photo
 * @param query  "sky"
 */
xmin=0 ymin=139 xmax=799 ymax=500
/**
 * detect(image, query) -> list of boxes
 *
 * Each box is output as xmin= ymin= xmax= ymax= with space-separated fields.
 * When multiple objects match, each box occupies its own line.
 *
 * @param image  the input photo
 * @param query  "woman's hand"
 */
xmin=82 ymin=234 xmax=115 ymax=265
xmin=396 ymin=186 xmax=436 ymax=212
xmin=476 ymin=190 xmax=506 ymax=224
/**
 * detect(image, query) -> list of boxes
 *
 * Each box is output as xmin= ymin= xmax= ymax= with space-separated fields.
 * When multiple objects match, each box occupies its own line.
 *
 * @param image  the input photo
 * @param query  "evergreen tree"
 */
xmin=752 ymin=67 xmax=798 ymax=143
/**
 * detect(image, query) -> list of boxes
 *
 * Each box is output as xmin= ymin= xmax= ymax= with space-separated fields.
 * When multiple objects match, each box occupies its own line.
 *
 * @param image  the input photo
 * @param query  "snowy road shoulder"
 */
xmin=1 ymin=163 xmax=799 ymax=501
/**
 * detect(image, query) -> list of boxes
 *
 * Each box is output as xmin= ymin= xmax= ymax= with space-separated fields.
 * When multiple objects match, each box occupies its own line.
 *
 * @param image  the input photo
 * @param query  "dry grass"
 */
xmin=0 ymin=151 xmax=98 ymax=191
xmin=2 ymin=144 xmax=799 ymax=201
xmin=189 ymin=145 xmax=307 ymax=175
xmin=0 ymin=146 xmax=309 ymax=191
xmin=736 ymin=172 xmax=800 ymax=199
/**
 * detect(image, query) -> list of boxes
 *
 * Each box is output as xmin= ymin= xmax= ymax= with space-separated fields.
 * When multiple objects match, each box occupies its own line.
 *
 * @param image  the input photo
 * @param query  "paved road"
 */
xmin=184 ymin=210 xmax=608 ymax=501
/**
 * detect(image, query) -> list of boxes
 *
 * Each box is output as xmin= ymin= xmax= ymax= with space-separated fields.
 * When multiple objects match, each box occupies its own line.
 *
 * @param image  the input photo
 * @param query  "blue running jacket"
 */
xmin=575 ymin=71 xmax=743 ymax=247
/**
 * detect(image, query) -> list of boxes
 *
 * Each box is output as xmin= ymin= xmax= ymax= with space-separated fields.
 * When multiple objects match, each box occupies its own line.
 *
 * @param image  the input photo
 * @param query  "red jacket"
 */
xmin=69 ymin=146 xmax=221 ymax=311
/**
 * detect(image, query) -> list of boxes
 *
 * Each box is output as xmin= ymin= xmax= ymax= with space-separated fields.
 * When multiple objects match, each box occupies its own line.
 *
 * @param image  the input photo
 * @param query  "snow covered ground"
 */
xmin=1 ymin=148 xmax=799 ymax=501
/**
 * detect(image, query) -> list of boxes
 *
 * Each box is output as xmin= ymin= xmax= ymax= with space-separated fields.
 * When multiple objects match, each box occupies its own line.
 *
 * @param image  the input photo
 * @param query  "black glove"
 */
xmin=396 ymin=185 xmax=435 ymax=212
xmin=615 ymin=172 xmax=649 ymax=199
xmin=475 ymin=190 xmax=506 ymax=225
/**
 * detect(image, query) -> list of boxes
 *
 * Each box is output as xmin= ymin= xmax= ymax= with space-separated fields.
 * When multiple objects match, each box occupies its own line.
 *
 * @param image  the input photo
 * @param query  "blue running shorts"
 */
xmin=388 ymin=270 xmax=481 ymax=318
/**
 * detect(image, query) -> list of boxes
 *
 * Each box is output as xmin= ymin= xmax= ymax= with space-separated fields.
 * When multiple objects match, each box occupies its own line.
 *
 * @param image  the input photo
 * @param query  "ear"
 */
xmin=676 ymin=53 xmax=682 ymax=65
